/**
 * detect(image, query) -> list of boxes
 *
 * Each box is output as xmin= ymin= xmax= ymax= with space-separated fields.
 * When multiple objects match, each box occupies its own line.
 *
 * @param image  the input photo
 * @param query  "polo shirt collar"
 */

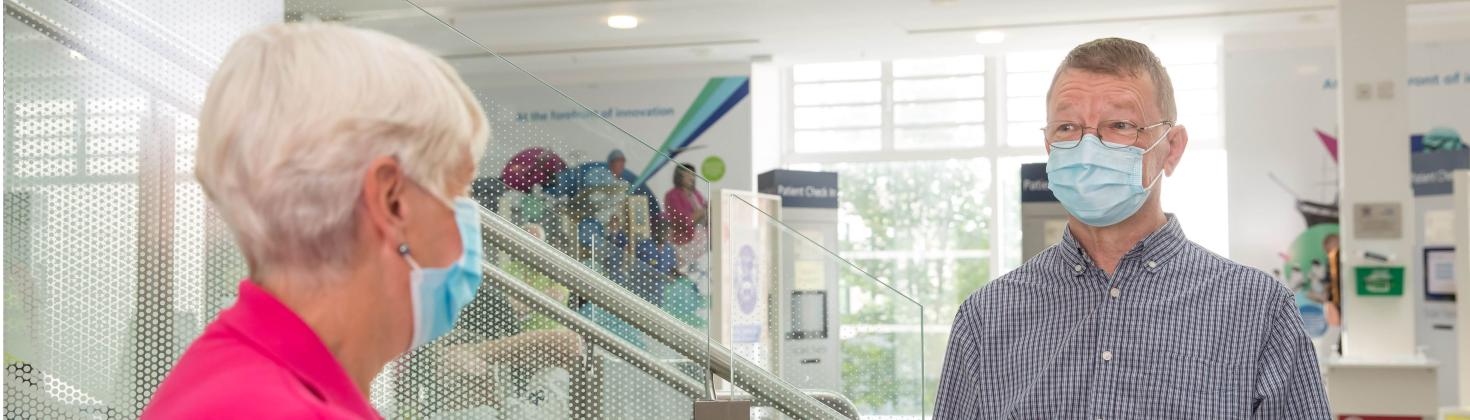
xmin=218 ymin=280 xmax=379 ymax=418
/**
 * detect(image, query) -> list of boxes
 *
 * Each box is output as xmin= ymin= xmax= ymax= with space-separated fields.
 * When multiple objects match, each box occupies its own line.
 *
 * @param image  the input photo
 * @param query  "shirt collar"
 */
xmin=1057 ymin=214 xmax=1188 ymax=273
xmin=218 ymin=280 xmax=379 ymax=418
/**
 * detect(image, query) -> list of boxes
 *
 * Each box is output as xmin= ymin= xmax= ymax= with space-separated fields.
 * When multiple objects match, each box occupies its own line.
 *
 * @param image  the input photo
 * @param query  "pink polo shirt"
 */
xmin=142 ymin=280 xmax=381 ymax=419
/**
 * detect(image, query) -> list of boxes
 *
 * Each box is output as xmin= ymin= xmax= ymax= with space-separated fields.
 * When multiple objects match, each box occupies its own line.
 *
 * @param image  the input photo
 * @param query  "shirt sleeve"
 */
xmin=933 ymin=301 xmax=980 ymax=419
xmin=1252 ymin=294 xmax=1332 ymax=419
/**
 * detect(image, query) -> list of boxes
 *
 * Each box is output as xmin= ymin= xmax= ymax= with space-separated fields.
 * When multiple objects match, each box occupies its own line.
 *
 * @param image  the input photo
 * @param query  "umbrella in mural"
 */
xmin=500 ymin=147 xmax=567 ymax=193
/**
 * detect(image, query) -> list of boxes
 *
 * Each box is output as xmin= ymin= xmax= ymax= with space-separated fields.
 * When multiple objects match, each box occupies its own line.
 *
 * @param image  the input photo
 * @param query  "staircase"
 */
xmin=0 ymin=0 xmax=926 ymax=418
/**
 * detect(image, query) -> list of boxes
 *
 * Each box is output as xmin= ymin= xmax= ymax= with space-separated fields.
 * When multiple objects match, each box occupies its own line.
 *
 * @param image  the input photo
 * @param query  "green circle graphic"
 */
xmin=701 ymin=156 xmax=726 ymax=182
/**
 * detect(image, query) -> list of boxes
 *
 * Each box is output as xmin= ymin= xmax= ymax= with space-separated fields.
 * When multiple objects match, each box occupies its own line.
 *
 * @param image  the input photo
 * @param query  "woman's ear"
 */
xmin=361 ymin=156 xmax=407 ymax=244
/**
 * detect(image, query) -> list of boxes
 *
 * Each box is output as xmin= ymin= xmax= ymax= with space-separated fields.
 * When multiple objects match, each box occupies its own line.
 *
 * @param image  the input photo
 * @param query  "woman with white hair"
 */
xmin=142 ymin=23 xmax=491 ymax=418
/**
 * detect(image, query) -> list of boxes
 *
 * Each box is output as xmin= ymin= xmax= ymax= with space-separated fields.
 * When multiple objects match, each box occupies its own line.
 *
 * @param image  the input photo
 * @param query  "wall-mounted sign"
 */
xmin=758 ymin=170 xmax=838 ymax=209
xmin=1353 ymin=202 xmax=1402 ymax=239
xmin=1356 ymin=265 xmax=1405 ymax=297
xmin=1410 ymin=149 xmax=1470 ymax=196
xmin=1020 ymin=163 xmax=1058 ymax=203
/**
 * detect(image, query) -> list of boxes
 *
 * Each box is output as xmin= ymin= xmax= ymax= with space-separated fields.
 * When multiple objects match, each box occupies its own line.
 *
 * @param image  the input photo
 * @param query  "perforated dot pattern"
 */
xmin=6 ymin=1 xmax=723 ymax=418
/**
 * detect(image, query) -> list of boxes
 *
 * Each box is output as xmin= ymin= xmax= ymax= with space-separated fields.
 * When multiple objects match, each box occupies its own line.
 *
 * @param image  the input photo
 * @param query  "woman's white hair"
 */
xmin=196 ymin=23 xmax=489 ymax=277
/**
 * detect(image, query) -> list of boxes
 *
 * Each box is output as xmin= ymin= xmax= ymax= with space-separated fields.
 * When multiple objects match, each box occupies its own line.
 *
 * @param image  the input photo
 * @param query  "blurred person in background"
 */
xmin=664 ymin=163 xmax=709 ymax=271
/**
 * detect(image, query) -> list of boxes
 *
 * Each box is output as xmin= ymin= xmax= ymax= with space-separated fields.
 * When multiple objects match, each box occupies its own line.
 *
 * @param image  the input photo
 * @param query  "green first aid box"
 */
xmin=1355 ymin=266 xmax=1405 ymax=297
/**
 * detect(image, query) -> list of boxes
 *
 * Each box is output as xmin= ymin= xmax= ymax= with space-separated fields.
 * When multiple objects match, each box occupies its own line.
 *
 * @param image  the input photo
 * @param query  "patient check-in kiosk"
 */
xmin=1412 ymin=150 xmax=1470 ymax=408
xmin=759 ymin=169 xmax=842 ymax=390
xmin=1021 ymin=163 xmax=1069 ymax=260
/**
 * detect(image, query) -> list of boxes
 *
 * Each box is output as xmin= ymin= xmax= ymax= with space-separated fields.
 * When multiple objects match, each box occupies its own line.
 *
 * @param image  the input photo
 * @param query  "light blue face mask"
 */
xmin=1046 ymin=133 xmax=1166 ymax=227
xmin=400 ymin=197 xmax=484 ymax=349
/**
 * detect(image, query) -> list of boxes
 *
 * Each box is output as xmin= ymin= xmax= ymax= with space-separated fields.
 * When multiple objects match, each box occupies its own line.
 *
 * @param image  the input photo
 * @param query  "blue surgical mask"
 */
xmin=1046 ymin=133 xmax=1166 ymax=227
xmin=400 ymin=197 xmax=484 ymax=349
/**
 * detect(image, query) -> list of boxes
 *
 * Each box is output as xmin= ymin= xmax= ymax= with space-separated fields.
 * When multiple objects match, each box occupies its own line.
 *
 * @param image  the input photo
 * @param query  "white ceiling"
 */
xmin=297 ymin=0 xmax=1470 ymax=74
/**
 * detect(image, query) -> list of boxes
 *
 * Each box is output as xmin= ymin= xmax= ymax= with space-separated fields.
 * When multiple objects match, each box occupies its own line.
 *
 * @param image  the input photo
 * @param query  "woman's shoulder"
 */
xmin=142 ymin=322 xmax=324 ymax=418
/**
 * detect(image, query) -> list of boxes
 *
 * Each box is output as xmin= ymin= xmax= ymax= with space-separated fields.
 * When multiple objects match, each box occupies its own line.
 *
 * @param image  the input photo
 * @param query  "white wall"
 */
xmin=465 ymin=62 xmax=754 ymax=196
xmin=1224 ymin=16 xmax=1470 ymax=406
xmin=1224 ymin=30 xmax=1470 ymax=273
xmin=1224 ymin=34 xmax=1339 ymax=273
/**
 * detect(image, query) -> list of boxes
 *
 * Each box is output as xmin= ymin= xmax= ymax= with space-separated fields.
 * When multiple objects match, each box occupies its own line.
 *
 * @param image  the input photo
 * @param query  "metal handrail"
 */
xmin=717 ymin=390 xmax=861 ymax=420
xmin=480 ymin=207 xmax=851 ymax=420
xmin=481 ymin=261 xmax=706 ymax=400
xmin=3 ymin=0 xmax=200 ymax=117
xmin=487 ymin=259 xmax=864 ymax=419
xmin=62 ymin=0 xmax=219 ymax=81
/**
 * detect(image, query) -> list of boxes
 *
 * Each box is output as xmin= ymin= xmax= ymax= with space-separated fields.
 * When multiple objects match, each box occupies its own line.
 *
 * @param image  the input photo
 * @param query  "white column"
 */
xmin=1456 ymin=171 xmax=1470 ymax=406
xmin=750 ymin=56 xmax=781 ymax=176
xmin=1336 ymin=0 xmax=1416 ymax=358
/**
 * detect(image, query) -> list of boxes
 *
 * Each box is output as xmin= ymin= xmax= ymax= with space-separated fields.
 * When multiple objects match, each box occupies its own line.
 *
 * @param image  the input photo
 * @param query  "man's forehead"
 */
xmin=1050 ymin=91 xmax=1145 ymax=112
xmin=1049 ymin=70 xmax=1153 ymax=112
xmin=1053 ymin=68 xmax=1152 ymax=91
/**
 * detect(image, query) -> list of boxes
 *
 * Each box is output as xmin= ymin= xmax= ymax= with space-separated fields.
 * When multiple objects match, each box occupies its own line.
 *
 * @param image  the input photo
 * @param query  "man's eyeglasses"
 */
xmin=1040 ymin=120 xmax=1175 ymax=149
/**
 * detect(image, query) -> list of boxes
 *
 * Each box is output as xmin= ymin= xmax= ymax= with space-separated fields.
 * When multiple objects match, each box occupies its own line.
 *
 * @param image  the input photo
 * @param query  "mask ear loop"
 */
xmin=1140 ymin=123 xmax=1174 ymax=154
xmin=1140 ymin=124 xmax=1174 ymax=190
xmin=1143 ymin=168 xmax=1166 ymax=190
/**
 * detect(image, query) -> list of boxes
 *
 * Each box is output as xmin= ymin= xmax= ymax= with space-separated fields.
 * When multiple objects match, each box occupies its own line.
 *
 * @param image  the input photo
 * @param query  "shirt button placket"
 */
xmin=1095 ymin=268 xmax=1122 ymax=420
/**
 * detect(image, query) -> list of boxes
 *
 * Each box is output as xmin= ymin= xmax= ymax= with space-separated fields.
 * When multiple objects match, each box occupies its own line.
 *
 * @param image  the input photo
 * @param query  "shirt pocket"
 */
xmin=1144 ymin=351 xmax=1251 ymax=418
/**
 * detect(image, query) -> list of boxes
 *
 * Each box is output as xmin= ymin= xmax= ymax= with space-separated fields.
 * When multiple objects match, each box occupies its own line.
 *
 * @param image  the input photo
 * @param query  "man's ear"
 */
xmin=1162 ymin=125 xmax=1189 ymax=177
xmin=361 ymin=156 xmax=407 ymax=245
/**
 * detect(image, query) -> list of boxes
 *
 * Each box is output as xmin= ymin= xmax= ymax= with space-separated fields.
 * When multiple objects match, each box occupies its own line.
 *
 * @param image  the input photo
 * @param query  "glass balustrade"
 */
xmin=714 ymin=194 xmax=925 ymax=419
xmin=3 ymin=0 xmax=925 ymax=418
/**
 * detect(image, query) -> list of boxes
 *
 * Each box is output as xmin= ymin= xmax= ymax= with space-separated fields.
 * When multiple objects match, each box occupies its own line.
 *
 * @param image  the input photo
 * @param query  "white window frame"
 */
xmin=782 ymin=55 xmax=1054 ymax=277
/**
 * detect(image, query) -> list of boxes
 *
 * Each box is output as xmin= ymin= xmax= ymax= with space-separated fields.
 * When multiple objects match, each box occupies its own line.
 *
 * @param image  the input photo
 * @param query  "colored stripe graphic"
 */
xmin=632 ymin=76 xmax=750 ymax=192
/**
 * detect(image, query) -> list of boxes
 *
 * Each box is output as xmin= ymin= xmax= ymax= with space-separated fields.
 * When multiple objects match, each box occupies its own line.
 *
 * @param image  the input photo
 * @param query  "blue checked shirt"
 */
xmin=934 ymin=216 xmax=1330 ymax=419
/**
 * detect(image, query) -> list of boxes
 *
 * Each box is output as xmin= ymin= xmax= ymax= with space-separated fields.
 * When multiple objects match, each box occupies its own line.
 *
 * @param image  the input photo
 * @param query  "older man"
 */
xmin=933 ymin=38 xmax=1330 ymax=418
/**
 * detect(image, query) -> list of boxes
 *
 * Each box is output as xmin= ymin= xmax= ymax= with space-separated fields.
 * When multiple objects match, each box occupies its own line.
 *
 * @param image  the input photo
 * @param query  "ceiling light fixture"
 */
xmin=607 ymin=15 xmax=639 ymax=29
xmin=973 ymin=30 xmax=1006 ymax=44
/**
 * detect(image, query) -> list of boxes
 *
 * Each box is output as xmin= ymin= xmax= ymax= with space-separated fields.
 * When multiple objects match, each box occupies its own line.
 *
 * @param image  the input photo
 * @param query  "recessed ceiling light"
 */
xmin=607 ymin=15 xmax=639 ymax=29
xmin=973 ymin=30 xmax=1005 ymax=44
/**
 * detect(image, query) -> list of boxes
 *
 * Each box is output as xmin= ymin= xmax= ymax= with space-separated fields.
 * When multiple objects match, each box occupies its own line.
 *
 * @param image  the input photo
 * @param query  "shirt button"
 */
xmin=1146 ymin=261 xmax=1158 ymax=269
xmin=1109 ymin=287 xmax=1121 ymax=298
xmin=1074 ymin=264 xmax=1083 ymax=273
xmin=1101 ymin=350 xmax=1113 ymax=361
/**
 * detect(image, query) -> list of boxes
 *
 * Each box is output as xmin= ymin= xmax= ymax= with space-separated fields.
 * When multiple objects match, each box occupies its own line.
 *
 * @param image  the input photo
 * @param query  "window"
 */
xmin=1003 ymin=50 xmax=1065 ymax=147
xmin=794 ymin=158 xmax=992 ymax=412
xmin=789 ymin=56 xmax=986 ymax=154
xmin=791 ymin=61 xmax=882 ymax=153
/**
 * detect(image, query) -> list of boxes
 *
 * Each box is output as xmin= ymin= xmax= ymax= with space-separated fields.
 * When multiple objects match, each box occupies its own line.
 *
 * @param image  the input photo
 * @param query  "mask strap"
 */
xmin=1140 ymin=124 xmax=1174 ymax=154
xmin=1144 ymin=168 xmax=1165 ymax=190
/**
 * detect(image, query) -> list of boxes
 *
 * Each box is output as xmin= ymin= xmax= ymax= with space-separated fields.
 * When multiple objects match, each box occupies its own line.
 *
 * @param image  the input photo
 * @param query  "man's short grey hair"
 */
xmin=196 ymin=23 xmax=489 ymax=278
xmin=1047 ymin=37 xmax=1177 ymax=121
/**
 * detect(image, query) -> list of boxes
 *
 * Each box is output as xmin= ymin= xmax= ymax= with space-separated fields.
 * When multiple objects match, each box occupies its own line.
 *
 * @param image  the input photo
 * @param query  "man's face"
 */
xmin=609 ymin=157 xmax=625 ymax=175
xmin=1046 ymin=68 xmax=1182 ymax=184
